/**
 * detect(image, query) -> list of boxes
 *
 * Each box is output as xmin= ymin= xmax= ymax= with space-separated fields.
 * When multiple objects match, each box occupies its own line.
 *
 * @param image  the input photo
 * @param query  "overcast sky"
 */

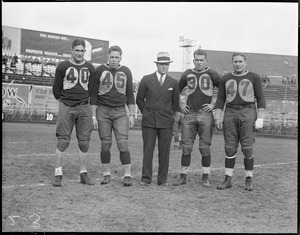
xmin=2 ymin=2 xmax=298 ymax=81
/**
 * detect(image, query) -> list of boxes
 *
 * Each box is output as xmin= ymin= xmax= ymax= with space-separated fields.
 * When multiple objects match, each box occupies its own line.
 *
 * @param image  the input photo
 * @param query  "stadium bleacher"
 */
xmin=264 ymin=83 xmax=298 ymax=101
xmin=2 ymin=53 xmax=57 ymax=78
xmin=2 ymin=72 xmax=54 ymax=86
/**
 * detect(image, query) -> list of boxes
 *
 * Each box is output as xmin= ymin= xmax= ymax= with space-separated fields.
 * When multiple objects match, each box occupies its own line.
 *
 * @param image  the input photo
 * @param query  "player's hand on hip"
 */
xmin=92 ymin=117 xmax=98 ymax=131
xmin=215 ymin=119 xmax=223 ymax=131
xmin=202 ymin=103 xmax=213 ymax=112
xmin=180 ymin=103 xmax=190 ymax=114
xmin=129 ymin=115 xmax=135 ymax=129
xmin=255 ymin=118 xmax=264 ymax=130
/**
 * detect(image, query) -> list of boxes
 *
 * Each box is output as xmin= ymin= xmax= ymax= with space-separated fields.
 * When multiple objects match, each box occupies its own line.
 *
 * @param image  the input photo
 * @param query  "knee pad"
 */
xmin=120 ymin=151 xmax=131 ymax=165
xmin=78 ymin=140 xmax=89 ymax=153
xmin=199 ymin=147 xmax=211 ymax=157
xmin=225 ymin=147 xmax=237 ymax=157
xmin=182 ymin=145 xmax=193 ymax=155
xmin=101 ymin=141 xmax=112 ymax=152
xmin=57 ymin=140 xmax=70 ymax=152
xmin=242 ymin=147 xmax=253 ymax=159
xmin=117 ymin=141 xmax=129 ymax=152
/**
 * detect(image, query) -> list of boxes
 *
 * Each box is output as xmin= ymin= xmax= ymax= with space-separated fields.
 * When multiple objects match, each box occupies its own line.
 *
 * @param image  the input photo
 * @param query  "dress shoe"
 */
xmin=140 ymin=181 xmax=150 ymax=186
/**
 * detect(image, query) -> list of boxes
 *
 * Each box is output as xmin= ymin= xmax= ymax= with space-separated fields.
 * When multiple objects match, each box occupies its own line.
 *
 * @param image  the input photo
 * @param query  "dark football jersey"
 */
xmin=90 ymin=64 xmax=135 ymax=107
xmin=178 ymin=67 xmax=220 ymax=111
xmin=52 ymin=59 xmax=95 ymax=106
xmin=215 ymin=71 xmax=266 ymax=109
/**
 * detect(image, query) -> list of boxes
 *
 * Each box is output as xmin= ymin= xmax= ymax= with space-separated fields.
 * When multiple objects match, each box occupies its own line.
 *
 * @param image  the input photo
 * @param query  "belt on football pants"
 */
xmin=73 ymin=101 xmax=89 ymax=107
xmin=226 ymin=103 xmax=255 ymax=110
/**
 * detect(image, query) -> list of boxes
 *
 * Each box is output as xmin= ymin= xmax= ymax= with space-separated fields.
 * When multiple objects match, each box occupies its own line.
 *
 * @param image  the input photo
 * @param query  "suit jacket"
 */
xmin=136 ymin=72 xmax=179 ymax=128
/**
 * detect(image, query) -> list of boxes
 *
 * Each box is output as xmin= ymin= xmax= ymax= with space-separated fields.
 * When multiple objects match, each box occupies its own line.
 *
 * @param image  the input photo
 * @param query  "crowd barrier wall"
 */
xmin=2 ymin=82 xmax=298 ymax=138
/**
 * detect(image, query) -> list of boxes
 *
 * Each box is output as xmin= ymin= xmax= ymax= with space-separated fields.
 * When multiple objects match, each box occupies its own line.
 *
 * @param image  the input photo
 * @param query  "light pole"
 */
xmin=179 ymin=36 xmax=197 ymax=71
xmin=283 ymin=80 xmax=288 ymax=114
xmin=282 ymin=60 xmax=289 ymax=126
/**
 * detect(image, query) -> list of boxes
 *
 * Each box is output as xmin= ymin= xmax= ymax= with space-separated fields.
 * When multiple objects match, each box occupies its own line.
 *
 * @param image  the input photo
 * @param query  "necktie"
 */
xmin=159 ymin=74 xmax=163 ymax=86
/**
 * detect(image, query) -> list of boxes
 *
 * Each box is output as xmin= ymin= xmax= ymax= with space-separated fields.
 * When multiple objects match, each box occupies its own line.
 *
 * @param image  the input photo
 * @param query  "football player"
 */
xmin=52 ymin=38 xmax=96 ymax=187
xmin=214 ymin=52 xmax=266 ymax=191
xmin=173 ymin=49 xmax=220 ymax=187
xmin=90 ymin=45 xmax=135 ymax=187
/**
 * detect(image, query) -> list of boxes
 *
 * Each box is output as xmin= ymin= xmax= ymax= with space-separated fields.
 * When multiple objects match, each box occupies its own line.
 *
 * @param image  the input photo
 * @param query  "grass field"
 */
xmin=2 ymin=122 xmax=298 ymax=233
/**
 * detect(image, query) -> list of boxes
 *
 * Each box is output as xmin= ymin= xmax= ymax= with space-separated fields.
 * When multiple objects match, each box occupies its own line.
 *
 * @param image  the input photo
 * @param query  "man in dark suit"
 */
xmin=136 ymin=52 xmax=179 ymax=186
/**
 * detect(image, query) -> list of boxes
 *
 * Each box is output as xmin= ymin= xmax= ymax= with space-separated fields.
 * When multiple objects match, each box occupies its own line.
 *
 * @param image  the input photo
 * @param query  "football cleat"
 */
xmin=217 ymin=175 xmax=232 ymax=189
xmin=101 ymin=175 xmax=111 ymax=185
xmin=202 ymin=174 xmax=211 ymax=187
xmin=80 ymin=172 xmax=94 ymax=185
xmin=53 ymin=175 xmax=62 ymax=187
xmin=123 ymin=176 xmax=132 ymax=187
xmin=245 ymin=177 xmax=254 ymax=191
xmin=173 ymin=173 xmax=187 ymax=186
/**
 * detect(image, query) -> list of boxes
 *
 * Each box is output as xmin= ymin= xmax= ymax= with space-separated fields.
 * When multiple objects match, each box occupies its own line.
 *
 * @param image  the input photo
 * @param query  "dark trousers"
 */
xmin=141 ymin=126 xmax=173 ymax=185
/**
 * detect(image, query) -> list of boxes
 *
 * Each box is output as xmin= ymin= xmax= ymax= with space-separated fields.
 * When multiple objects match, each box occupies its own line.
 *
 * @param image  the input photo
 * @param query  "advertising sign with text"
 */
xmin=2 ymin=83 xmax=29 ymax=108
xmin=2 ymin=26 xmax=109 ymax=64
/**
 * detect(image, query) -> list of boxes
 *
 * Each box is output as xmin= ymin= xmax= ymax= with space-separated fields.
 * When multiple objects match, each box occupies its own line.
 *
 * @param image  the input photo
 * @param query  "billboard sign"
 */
xmin=2 ymin=26 xmax=109 ymax=64
xmin=29 ymin=85 xmax=59 ymax=111
xmin=2 ymin=83 xmax=59 ymax=111
xmin=2 ymin=83 xmax=30 ymax=108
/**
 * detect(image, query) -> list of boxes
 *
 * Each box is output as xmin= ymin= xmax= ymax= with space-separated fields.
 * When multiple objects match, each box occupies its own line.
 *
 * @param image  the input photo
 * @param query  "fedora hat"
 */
xmin=154 ymin=52 xmax=173 ymax=64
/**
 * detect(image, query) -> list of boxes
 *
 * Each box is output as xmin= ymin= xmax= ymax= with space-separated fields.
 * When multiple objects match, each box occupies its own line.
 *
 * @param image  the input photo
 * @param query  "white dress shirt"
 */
xmin=156 ymin=72 xmax=165 ymax=85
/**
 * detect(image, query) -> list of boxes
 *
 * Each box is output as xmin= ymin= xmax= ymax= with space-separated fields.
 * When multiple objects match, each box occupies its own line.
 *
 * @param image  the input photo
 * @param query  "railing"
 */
xmin=3 ymin=108 xmax=297 ymax=138
xmin=2 ymin=107 xmax=58 ymax=124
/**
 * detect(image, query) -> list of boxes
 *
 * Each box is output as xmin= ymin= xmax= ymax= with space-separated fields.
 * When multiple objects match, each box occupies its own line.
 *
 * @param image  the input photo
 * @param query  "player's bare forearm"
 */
xmin=214 ymin=108 xmax=223 ymax=131
xmin=127 ymin=104 xmax=135 ymax=129
xmin=127 ymin=104 xmax=135 ymax=116
xmin=90 ymin=105 xmax=97 ymax=117
xmin=90 ymin=105 xmax=98 ymax=131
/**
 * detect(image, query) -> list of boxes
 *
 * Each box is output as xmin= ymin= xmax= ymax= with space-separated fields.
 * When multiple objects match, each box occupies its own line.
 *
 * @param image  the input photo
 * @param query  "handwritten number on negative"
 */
xmin=8 ymin=214 xmax=40 ymax=227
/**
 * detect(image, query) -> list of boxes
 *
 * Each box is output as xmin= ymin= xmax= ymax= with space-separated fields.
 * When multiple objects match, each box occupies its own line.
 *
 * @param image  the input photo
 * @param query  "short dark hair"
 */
xmin=232 ymin=52 xmax=246 ymax=61
xmin=109 ymin=45 xmax=122 ymax=56
xmin=72 ymin=39 xmax=86 ymax=48
xmin=193 ymin=49 xmax=207 ymax=59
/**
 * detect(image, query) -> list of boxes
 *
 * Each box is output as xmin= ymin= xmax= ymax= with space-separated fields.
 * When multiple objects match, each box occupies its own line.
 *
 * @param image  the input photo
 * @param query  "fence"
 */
xmin=2 ymin=107 xmax=297 ymax=138
xmin=2 ymin=107 xmax=57 ymax=124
